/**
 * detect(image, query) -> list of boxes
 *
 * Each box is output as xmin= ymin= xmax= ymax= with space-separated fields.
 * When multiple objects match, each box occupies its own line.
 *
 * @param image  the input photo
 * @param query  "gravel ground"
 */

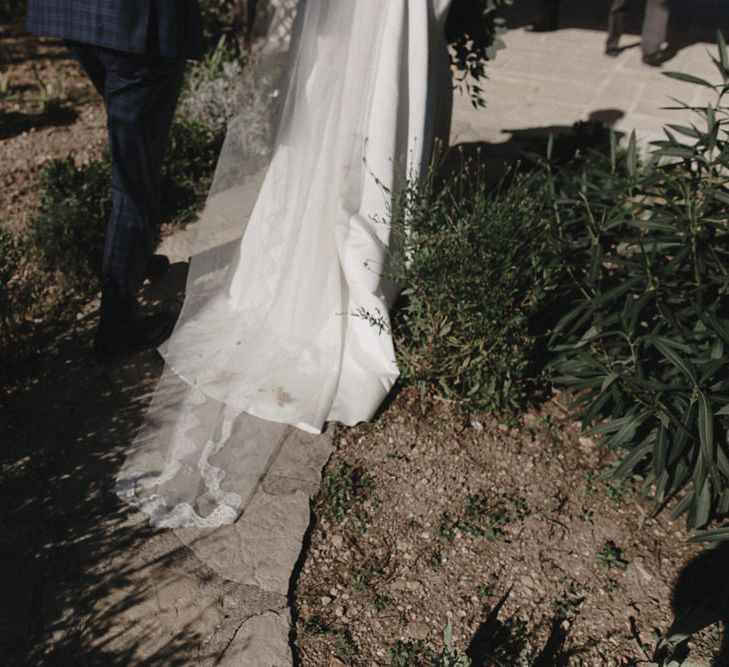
xmin=0 ymin=25 xmax=106 ymax=231
xmin=294 ymin=389 xmax=723 ymax=666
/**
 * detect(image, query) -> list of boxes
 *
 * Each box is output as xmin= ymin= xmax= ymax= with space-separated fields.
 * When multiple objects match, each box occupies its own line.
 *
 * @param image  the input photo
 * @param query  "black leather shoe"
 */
xmin=94 ymin=313 xmax=175 ymax=363
xmin=144 ymin=254 xmax=170 ymax=280
xmin=605 ymin=45 xmax=621 ymax=57
xmin=642 ymin=51 xmax=665 ymax=67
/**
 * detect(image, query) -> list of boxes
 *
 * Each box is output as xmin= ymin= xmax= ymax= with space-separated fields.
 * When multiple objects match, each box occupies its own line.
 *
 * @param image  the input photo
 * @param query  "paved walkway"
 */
xmin=453 ymin=0 xmax=724 ymax=153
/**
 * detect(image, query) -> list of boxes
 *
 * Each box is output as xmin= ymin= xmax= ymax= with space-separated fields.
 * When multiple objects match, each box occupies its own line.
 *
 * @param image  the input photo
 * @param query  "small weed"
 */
xmin=438 ymin=493 xmax=528 ymax=542
xmin=438 ymin=512 xmax=457 ymax=542
xmin=603 ymin=477 xmax=635 ymax=505
xmin=578 ymin=506 xmax=595 ymax=524
xmin=427 ymin=549 xmax=443 ymax=567
xmin=594 ymin=541 xmax=628 ymax=573
xmin=32 ymin=64 xmax=65 ymax=114
xmin=321 ymin=461 xmax=373 ymax=523
xmin=475 ymin=584 xmax=492 ymax=600
xmin=300 ymin=614 xmax=328 ymax=637
xmin=350 ymin=567 xmax=374 ymax=593
xmin=389 ymin=639 xmax=436 ymax=666
xmin=369 ymin=592 xmax=391 ymax=612
xmin=486 ymin=494 xmax=529 ymax=541
xmin=581 ymin=470 xmax=599 ymax=498
xmin=552 ymin=584 xmax=584 ymax=620
xmin=333 ymin=627 xmax=358 ymax=664
xmin=351 ymin=511 xmax=369 ymax=535
xmin=465 ymin=494 xmax=488 ymax=518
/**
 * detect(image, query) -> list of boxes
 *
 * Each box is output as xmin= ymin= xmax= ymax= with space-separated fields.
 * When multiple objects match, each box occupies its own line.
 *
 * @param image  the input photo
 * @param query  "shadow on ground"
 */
xmin=501 ymin=0 xmax=728 ymax=59
xmin=0 ymin=106 xmax=79 ymax=140
xmin=654 ymin=542 xmax=729 ymax=665
xmin=465 ymin=589 xmax=592 ymax=666
xmin=0 ymin=262 xmax=205 ymax=665
xmin=439 ymin=109 xmax=625 ymax=190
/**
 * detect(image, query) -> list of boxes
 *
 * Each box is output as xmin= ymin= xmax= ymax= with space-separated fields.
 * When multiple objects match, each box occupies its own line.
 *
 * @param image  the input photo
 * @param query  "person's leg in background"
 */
xmin=66 ymin=41 xmax=185 ymax=358
xmin=606 ymin=0 xmax=632 ymax=55
xmin=641 ymin=0 xmax=670 ymax=64
xmin=94 ymin=48 xmax=185 ymax=357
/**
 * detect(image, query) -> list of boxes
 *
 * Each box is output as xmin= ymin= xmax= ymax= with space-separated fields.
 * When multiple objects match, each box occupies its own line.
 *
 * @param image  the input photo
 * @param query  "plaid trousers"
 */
xmin=66 ymin=42 xmax=186 ymax=333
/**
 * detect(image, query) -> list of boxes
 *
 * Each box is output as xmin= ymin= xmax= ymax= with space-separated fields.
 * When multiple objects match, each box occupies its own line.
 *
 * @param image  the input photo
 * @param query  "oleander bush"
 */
xmin=548 ymin=36 xmax=729 ymax=537
xmin=28 ymin=120 xmax=220 ymax=290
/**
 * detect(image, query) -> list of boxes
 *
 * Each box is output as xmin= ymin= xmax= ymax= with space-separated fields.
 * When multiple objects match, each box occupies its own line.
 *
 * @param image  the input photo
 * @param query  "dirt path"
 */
xmin=0 ymin=24 xmax=106 ymax=231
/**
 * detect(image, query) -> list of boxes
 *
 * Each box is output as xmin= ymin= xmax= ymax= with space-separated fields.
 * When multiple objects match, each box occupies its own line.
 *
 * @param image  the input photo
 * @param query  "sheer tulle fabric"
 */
xmin=115 ymin=0 xmax=454 ymax=528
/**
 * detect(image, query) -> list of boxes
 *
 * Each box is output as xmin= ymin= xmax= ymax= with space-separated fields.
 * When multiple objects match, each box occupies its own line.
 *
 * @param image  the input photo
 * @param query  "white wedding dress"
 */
xmin=116 ymin=0 xmax=454 ymax=528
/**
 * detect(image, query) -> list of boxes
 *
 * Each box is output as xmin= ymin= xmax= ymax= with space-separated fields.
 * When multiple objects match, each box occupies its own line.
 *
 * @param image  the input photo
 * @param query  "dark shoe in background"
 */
xmin=643 ymin=51 xmax=666 ymax=67
xmin=642 ymin=48 xmax=672 ymax=67
xmin=605 ymin=44 xmax=621 ymax=57
xmin=94 ymin=313 xmax=175 ymax=363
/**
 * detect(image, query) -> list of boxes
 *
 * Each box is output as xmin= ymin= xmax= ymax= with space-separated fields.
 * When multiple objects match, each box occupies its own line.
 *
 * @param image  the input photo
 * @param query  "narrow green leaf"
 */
xmin=654 ymin=146 xmax=696 ymax=160
xmin=655 ymin=469 xmax=670 ymax=504
xmin=611 ymin=435 xmax=653 ymax=479
xmin=662 ymin=71 xmax=716 ymax=88
xmin=714 ymin=189 xmax=729 ymax=206
xmin=718 ymin=30 xmax=728 ymax=72
xmin=653 ymin=423 xmax=669 ymax=479
xmin=698 ymin=391 xmax=715 ymax=470
xmin=694 ymin=480 xmax=712 ymax=529
xmin=626 ymin=131 xmax=637 ymax=178
xmin=665 ymin=123 xmax=702 ymax=139
xmin=671 ymin=490 xmax=696 ymax=520
xmin=717 ymin=446 xmax=729 ymax=480
xmin=653 ymin=338 xmax=698 ymax=385
xmin=601 ymin=372 xmax=619 ymax=392
xmin=585 ymin=415 xmax=635 ymax=437
xmin=689 ymin=526 xmax=729 ymax=543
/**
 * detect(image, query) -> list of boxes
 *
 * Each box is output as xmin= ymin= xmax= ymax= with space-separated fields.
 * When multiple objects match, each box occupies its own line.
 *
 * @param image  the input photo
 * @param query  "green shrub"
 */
xmin=0 ymin=225 xmax=37 ymax=349
xmin=388 ymin=165 xmax=564 ymax=413
xmin=548 ymin=35 xmax=729 ymax=536
xmin=29 ymin=155 xmax=111 ymax=289
xmin=28 ymin=120 xmax=221 ymax=290
xmin=161 ymin=120 xmax=222 ymax=223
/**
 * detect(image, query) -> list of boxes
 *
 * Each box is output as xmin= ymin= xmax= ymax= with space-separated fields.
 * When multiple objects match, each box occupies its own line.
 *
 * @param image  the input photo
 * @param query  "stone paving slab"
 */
xmin=452 ymin=13 xmax=723 ymax=153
